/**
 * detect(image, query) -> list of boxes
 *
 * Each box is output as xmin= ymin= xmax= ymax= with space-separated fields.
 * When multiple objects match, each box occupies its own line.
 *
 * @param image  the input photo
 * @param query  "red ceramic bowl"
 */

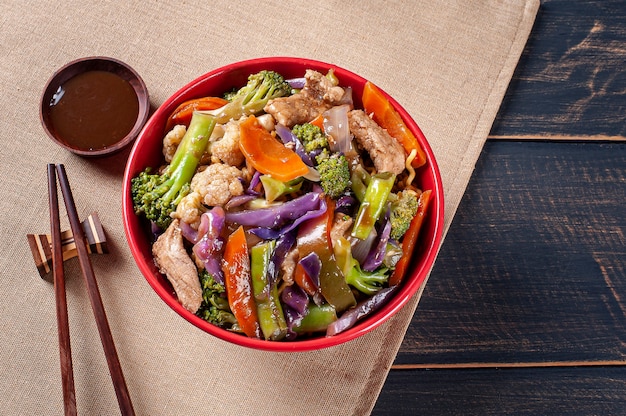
xmin=122 ymin=57 xmax=444 ymax=352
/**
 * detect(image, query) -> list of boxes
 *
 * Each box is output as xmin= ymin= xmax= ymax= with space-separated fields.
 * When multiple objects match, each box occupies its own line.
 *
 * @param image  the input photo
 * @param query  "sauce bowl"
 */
xmin=40 ymin=56 xmax=150 ymax=157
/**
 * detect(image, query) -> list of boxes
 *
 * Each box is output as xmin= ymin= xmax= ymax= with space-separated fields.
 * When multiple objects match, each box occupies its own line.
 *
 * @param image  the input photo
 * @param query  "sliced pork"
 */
xmin=152 ymin=219 xmax=203 ymax=313
xmin=347 ymin=109 xmax=406 ymax=175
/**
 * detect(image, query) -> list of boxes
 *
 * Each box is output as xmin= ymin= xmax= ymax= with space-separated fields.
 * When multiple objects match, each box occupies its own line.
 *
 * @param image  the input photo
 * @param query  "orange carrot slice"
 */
xmin=239 ymin=115 xmax=310 ymax=182
xmin=165 ymin=96 xmax=228 ymax=131
xmin=362 ymin=81 xmax=427 ymax=168
xmin=222 ymin=226 xmax=260 ymax=338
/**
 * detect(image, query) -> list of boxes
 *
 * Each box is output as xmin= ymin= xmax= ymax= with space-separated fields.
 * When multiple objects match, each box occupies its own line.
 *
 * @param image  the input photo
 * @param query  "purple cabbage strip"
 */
xmin=309 ymin=148 xmax=324 ymax=160
xmin=281 ymin=284 xmax=309 ymax=314
xmin=275 ymin=123 xmax=314 ymax=166
xmin=286 ymin=77 xmax=306 ymax=89
xmin=326 ymin=285 xmax=398 ymax=336
xmin=362 ymin=216 xmax=392 ymax=272
xmin=247 ymin=170 xmax=262 ymax=195
xmin=192 ymin=207 xmax=226 ymax=284
xmin=283 ymin=304 xmax=305 ymax=341
xmin=268 ymin=230 xmax=296 ymax=286
xmin=150 ymin=221 xmax=163 ymax=241
xmin=195 ymin=209 xmax=210 ymax=237
xmin=224 ymin=194 xmax=257 ymax=210
xmin=351 ymin=230 xmax=376 ymax=265
xmin=248 ymin=194 xmax=327 ymax=240
xmin=298 ymin=252 xmax=321 ymax=291
xmin=335 ymin=194 xmax=357 ymax=215
xmin=249 ymin=227 xmax=283 ymax=240
xmin=296 ymin=251 xmax=324 ymax=306
xmin=281 ymin=284 xmax=310 ymax=340
xmin=179 ymin=219 xmax=199 ymax=244
xmin=226 ymin=191 xmax=321 ymax=228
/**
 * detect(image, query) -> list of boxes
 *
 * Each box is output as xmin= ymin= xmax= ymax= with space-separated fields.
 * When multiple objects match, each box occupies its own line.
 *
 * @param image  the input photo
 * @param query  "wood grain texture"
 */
xmin=48 ymin=164 xmax=77 ymax=416
xmin=373 ymin=367 xmax=626 ymax=416
xmin=55 ymin=165 xmax=135 ymax=416
xmin=374 ymin=2 xmax=626 ymax=414
xmin=395 ymin=140 xmax=626 ymax=365
xmin=490 ymin=0 xmax=626 ymax=139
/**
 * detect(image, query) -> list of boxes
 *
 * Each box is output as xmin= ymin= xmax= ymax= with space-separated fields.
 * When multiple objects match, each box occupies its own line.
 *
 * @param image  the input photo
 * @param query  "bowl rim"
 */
xmin=40 ymin=56 xmax=150 ymax=157
xmin=122 ymin=56 xmax=444 ymax=352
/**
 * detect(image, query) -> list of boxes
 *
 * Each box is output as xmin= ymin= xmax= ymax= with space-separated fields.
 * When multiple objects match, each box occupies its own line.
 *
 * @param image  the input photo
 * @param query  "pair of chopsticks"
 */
xmin=48 ymin=164 xmax=135 ymax=416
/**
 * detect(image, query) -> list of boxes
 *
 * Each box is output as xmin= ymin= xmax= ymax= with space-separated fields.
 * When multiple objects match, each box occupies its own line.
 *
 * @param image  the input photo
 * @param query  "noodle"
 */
xmin=404 ymin=149 xmax=417 ymax=187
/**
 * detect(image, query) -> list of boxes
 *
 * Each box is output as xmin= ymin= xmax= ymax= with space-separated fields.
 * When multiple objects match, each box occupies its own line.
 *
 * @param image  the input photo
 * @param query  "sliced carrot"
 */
xmin=309 ymin=113 xmax=325 ymax=131
xmin=222 ymin=226 xmax=260 ymax=338
xmin=389 ymin=190 xmax=431 ymax=286
xmin=239 ymin=115 xmax=310 ymax=182
xmin=165 ymin=96 xmax=228 ymax=132
xmin=362 ymin=81 xmax=427 ymax=168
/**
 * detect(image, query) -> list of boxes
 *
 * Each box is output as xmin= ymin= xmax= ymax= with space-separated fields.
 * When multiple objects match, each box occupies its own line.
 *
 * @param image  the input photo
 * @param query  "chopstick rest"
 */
xmin=27 ymin=212 xmax=108 ymax=279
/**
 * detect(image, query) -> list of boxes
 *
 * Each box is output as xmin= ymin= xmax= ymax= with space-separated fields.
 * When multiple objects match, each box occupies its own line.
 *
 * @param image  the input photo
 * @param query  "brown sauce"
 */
xmin=49 ymin=70 xmax=139 ymax=151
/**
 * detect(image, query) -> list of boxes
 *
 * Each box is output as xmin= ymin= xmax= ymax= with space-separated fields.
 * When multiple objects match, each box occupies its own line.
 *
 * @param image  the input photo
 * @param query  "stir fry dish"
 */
xmin=131 ymin=69 xmax=432 ymax=341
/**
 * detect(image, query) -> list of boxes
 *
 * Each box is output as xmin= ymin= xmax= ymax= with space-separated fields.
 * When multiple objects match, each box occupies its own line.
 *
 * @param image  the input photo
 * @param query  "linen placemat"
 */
xmin=0 ymin=0 xmax=538 ymax=414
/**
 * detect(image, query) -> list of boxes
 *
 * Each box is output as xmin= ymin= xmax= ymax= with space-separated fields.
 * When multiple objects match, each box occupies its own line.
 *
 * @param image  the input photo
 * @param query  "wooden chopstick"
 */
xmin=55 ymin=164 xmax=135 ymax=416
xmin=48 ymin=164 xmax=77 ymax=416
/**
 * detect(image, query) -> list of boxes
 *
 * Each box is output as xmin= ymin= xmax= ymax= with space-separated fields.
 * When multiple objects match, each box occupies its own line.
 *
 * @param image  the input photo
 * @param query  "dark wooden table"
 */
xmin=373 ymin=1 xmax=626 ymax=414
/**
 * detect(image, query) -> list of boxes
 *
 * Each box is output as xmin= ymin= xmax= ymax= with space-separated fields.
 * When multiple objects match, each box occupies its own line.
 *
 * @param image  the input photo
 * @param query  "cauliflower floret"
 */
xmin=199 ymin=123 xmax=225 ymax=166
xmin=210 ymin=123 xmax=225 ymax=141
xmin=255 ymin=113 xmax=275 ymax=132
xmin=162 ymin=125 xmax=186 ymax=163
xmin=172 ymin=191 xmax=204 ymax=229
xmin=210 ymin=121 xmax=245 ymax=167
xmin=163 ymin=123 xmax=226 ymax=165
xmin=191 ymin=163 xmax=244 ymax=207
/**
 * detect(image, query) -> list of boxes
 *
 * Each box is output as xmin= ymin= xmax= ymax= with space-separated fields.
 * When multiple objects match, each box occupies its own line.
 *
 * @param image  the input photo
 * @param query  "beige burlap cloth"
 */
xmin=0 ymin=1 xmax=538 ymax=414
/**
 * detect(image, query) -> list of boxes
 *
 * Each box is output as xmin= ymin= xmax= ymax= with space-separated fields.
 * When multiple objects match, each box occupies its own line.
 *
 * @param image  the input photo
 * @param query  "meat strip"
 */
xmin=347 ymin=109 xmax=406 ymax=175
xmin=152 ymin=219 xmax=203 ymax=313
xmin=264 ymin=69 xmax=347 ymax=127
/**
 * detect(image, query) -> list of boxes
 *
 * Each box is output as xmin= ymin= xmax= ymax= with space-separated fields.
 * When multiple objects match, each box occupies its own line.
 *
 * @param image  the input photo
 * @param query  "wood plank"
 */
xmin=373 ymin=366 xmax=626 ymax=416
xmin=490 ymin=0 xmax=626 ymax=139
xmin=488 ymin=134 xmax=626 ymax=142
xmin=395 ymin=140 xmax=626 ymax=365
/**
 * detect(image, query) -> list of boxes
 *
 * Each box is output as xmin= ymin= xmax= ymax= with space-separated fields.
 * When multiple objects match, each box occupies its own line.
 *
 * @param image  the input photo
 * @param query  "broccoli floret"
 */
xmin=292 ymin=123 xmax=329 ymax=153
xmin=196 ymin=269 xmax=238 ymax=328
xmin=131 ymin=112 xmax=216 ymax=230
xmin=334 ymin=237 xmax=389 ymax=296
xmin=345 ymin=260 xmax=389 ymax=296
xmin=201 ymin=70 xmax=291 ymax=123
xmin=315 ymin=150 xmax=351 ymax=199
xmin=389 ymin=191 xmax=420 ymax=240
xmin=222 ymin=89 xmax=238 ymax=101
